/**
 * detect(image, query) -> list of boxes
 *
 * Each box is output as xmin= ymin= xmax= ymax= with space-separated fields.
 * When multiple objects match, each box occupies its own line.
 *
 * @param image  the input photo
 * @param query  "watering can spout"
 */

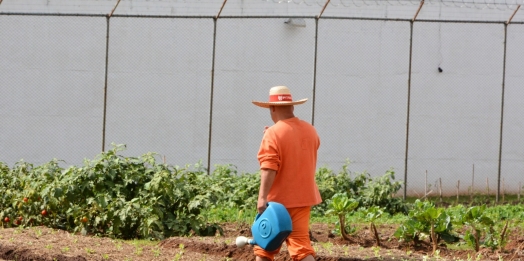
xmin=236 ymin=236 xmax=256 ymax=247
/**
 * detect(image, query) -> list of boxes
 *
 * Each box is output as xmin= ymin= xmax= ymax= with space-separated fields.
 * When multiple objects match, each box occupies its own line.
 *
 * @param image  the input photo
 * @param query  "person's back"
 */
xmin=261 ymin=117 xmax=321 ymax=208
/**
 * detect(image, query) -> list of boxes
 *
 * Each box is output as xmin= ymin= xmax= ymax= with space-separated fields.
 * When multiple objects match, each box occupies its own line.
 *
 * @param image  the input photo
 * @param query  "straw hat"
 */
xmin=252 ymin=86 xmax=308 ymax=108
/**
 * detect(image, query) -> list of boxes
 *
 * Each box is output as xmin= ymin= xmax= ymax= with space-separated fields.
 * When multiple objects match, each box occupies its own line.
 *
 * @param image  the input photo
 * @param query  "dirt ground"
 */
xmin=0 ymin=222 xmax=523 ymax=261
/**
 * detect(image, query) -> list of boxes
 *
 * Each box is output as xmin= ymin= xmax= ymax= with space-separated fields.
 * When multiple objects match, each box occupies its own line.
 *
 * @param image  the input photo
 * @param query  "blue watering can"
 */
xmin=235 ymin=202 xmax=292 ymax=251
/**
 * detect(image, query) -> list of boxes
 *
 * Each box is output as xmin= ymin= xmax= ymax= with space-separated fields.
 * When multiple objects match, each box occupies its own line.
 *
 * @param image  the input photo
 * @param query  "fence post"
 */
xmin=101 ymin=0 xmax=121 ymax=152
xmin=102 ymin=16 xmax=111 ymax=152
xmin=496 ymin=21 xmax=509 ymax=203
xmin=207 ymin=17 xmax=219 ymax=175
xmin=403 ymin=20 xmax=414 ymax=200
xmin=312 ymin=1 xmax=328 ymax=126
xmin=311 ymin=17 xmax=319 ymax=126
xmin=206 ymin=1 xmax=228 ymax=174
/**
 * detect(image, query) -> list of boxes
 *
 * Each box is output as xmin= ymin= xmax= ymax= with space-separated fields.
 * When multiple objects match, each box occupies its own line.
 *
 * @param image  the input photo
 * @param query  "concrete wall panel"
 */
xmin=0 ymin=16 xmax=107 ymax=166
xmin=105 ymin=18 xmax=214 ymax=166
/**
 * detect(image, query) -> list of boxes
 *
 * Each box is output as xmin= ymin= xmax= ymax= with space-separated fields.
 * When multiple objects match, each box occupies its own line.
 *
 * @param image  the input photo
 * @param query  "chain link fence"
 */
xmin=1 ymin=9 xmax=523 ymax=199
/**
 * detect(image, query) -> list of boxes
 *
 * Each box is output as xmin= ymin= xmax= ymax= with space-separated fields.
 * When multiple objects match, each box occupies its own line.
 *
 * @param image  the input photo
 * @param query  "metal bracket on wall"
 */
xmin=412 ymin=0 xmax=425 ymax=22
xmin=317 ymin=0 xmax=331 ymax=19
xmin=109 ymin=0 xmax=122 ymax=18
xmin=506 ymin=5 xmax=521 ymax=25
xmin=216 ymin=0 xmax=228 ymax=19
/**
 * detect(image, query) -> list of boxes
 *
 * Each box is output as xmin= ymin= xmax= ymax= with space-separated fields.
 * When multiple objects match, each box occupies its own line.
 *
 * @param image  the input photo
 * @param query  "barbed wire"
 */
xmin=264 ymin=0 xmax=523 ymax=10
xmin=1 ymin=0 xmax=521 ymax=14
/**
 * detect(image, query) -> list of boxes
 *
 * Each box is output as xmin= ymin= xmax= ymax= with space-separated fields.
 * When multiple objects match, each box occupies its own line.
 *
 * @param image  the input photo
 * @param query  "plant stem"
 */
xmin=473 ymin=228 xmax=480 ymax=252
xmin=500 ymin=220 xmax=509 ymax=251
xmin=371 ymin=222 xmax=380 ymax=247
xmin=339 ymin=214 xmax=351 ymax=241
xmin=430 ymin=223 xmax=437 ymax=255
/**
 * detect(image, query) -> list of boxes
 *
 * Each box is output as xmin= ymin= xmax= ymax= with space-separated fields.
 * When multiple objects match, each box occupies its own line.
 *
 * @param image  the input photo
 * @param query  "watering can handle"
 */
xmin=255 ymin=202 xmax=270 ymax=221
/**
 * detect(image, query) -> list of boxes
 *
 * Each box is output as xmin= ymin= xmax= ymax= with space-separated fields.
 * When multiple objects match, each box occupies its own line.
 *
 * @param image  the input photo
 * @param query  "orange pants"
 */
xmin=253 ymin=206 xmax=315 ymax=261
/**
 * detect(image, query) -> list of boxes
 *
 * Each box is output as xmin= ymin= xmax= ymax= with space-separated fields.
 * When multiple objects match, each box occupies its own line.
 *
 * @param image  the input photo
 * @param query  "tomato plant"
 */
xmin=0 ymin=144 xmax=224 ymax=238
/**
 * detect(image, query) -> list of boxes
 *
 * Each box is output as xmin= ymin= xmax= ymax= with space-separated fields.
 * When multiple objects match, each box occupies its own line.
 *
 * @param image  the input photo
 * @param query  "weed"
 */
xmin=172 ymin=244 xmax=185 ymax=261
xmin=134 ymin=246 xmax=143 ymax=256
xmin=372 ymin=246 xmax=381 ymax=259
xmin=434 ymin=249 xmax=443 ymax=260
xmin=151 ymin=246 xmax=161 ymax=257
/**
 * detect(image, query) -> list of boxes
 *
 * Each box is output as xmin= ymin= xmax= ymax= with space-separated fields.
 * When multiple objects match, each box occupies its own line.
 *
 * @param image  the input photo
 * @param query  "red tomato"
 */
xmin=81 ymin=217 xmax=88 ymax=223
xmin=23 ymin=197 xmax=28 ymax=203
xmin=4 ymin=217 xmax=9 ymax=223
xmin=41 ymin=210 xmax=48 ymax=216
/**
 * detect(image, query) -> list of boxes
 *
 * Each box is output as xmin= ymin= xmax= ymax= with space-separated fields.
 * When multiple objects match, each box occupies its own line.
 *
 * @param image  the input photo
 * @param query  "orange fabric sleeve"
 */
xmin=258 ymin=131 xmax=280 ymax=171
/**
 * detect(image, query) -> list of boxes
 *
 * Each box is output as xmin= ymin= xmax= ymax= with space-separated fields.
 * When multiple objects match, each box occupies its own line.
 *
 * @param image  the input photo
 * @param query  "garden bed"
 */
xmin=1 ymin=222 xmax=523 ymax=261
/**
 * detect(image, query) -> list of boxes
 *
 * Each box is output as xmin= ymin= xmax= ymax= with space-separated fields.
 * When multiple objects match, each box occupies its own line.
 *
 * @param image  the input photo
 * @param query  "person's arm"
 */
xmin=257 ymin=168 xmax=276 ymax=214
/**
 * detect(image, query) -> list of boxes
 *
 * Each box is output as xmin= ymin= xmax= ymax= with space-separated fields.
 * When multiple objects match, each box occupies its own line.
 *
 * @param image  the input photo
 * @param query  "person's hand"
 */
xmin=257 ymin=197 xmax=268 ymax=214
xmin=263 ymin=126 xmax=269 ymax=133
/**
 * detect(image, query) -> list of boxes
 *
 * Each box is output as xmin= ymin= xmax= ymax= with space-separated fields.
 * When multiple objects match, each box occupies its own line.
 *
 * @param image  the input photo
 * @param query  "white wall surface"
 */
xmin=314 ymin=19 xmax=411 ymax=179
xmin=500 ymin=24 xmax=524 ymax=194
xmin=0 ymin=0 xmax=117 ymax=14
xmin=1 ymin=1 xmax=523 ymax=195
xmin=0 ymin=16 xmax=107 ymax=166
xmin=105 ymin=18 xmax=214 ymax=166
xmin=409 ymin=22 xmax=505 ymax=195
xmin=212 ymin=18 xmax=316 ymax=172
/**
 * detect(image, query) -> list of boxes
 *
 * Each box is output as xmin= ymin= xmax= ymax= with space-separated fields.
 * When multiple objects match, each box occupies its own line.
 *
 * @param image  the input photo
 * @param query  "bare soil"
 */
xmin=0 ymin=222 xmax=523 ymax=261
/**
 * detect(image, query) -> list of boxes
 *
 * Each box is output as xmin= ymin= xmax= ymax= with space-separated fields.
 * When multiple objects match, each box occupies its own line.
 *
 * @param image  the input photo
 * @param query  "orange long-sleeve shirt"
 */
xmin=257 ymin=117 xmax=322 ymax=208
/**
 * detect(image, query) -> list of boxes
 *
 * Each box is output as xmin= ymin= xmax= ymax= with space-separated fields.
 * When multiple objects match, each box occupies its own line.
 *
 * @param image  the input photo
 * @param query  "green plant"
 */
xmin=394 ymin=200 xmax=458 ymax=255
xmin=358 ymin=169 xmax=405 ymax=214
xmin=0 ymin=144 xmax=222 ymax=239
xmin=458 ymin=205 xmax=501 ymax=252
xmin=313 ymin=160 xmax=367 ymax=214
xmin=173 ymin=243 xmax=185 ymax=261
xmin=151 ymin=246 xmax=162 ymax=257
xmin=372 ymin=246 xmax=381 ymax=258
xmin=361 ymin=206 xmax=384 ymax=246
xmin=325 ymin=193 xmax=359 ymax=240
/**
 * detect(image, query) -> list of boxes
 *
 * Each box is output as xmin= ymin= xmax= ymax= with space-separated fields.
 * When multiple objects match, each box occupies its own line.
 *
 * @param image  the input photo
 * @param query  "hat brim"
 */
xmin=251 ymin=98 xmax=308 ymax=108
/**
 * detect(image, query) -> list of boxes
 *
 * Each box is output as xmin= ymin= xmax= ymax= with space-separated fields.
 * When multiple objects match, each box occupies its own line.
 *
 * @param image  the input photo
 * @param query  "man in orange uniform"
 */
xmin=251 ymin=86 xmax=322 ymax=261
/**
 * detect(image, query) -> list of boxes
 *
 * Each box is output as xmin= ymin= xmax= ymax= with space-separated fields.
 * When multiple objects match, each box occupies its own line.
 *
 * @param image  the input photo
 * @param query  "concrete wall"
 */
xmin=1 ymin=1 xmax=523 ymax=196
xmin=0 ymin=15 xmax=107 ymax=166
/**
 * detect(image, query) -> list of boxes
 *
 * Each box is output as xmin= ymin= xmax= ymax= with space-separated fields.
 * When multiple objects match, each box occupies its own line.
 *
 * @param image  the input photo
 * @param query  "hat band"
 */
xmin=269 ymin=94 xmax=293 ymax=102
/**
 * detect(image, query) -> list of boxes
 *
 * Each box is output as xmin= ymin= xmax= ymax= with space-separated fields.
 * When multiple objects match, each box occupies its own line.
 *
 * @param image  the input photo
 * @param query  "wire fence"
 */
xmin=1 ymin=2 xmax=523 ymax=200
